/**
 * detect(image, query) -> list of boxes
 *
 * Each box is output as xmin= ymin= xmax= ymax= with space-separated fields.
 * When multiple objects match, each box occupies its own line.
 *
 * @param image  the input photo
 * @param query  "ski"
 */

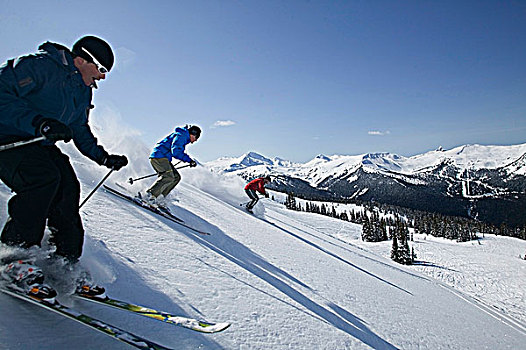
xmin=75 ymin=292 xmax=231 ymax=333
xmin=108 ymin=184 xmax=184 ymax=222
xmin=113 ymin=183 xmax=185 ymax=223
xmin=102 ymin=185 xmax=210 ymax=235
xmin=0 ymin=286 xmax=172 ymax=350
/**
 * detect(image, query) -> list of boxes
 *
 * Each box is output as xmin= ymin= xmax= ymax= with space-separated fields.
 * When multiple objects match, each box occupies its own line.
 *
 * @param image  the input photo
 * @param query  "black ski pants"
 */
xmin=245 ymin=189 xmax=259 ymax=210
xmin=0 ymin=143 xmax=84 ymax=261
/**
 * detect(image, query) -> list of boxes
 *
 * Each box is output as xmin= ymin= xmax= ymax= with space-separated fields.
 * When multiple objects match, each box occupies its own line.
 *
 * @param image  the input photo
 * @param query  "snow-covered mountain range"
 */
xmin=206 ymin=143 xmax=526 ymax=227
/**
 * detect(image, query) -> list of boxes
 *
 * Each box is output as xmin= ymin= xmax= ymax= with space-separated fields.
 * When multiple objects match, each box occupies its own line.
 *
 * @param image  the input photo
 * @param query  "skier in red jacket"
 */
xmin=244 ymin=176 xmax=271 ymax=213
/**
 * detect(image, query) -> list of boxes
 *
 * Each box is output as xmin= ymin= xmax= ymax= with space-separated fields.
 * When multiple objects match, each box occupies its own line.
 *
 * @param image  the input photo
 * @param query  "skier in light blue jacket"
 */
xmin=144 ymin=125 xmax=201 ymax=206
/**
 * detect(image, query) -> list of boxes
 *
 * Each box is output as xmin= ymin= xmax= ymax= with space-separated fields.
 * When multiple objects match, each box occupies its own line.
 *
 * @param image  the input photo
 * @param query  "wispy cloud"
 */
xmin=368 ymin=130 xmax=391 ymax=136
xmin=115 ymin=47 xmax=136 ymax=71
xmin=212 ymin=120 xmax=236 ymax=128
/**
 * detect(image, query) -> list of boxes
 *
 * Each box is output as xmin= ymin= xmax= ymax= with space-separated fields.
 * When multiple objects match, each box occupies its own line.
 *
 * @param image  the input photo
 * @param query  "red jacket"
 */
xmin=245 ymin=178 xmax=267 ymax=195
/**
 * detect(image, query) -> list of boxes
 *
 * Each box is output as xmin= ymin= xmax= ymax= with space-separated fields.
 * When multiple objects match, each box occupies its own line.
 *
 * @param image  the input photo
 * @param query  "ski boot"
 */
xmin=135 ymin=191 xmax=157 ymax=208
xmin=149 ymin=194 xmax=172 ymax=213
xmin=136 ymin=192 xmax=172 ymax=214
xmin=76 ymin=283 xmax=106 ymax=299
xmin=75 ymin=271 xmax=106 ymax=300
xmin=1 ymin=260 xmax=57 ymax=301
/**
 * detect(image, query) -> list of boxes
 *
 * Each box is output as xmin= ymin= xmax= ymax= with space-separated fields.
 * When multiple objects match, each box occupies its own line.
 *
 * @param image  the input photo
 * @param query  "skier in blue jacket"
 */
xmin=0 ymin=36 xmax=127 ymax=298
xmin=144 ymin=125 xmax=201 ymax=207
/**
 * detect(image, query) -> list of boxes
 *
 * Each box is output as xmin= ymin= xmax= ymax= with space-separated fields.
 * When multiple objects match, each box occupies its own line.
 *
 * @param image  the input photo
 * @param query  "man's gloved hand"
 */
xmin=189 ymin=160 xmax=197 ymax=168
xmin=38 ymin=118 xmax=73 ymax=142
xmin=103 ymin=154 xmax=128 ymax=171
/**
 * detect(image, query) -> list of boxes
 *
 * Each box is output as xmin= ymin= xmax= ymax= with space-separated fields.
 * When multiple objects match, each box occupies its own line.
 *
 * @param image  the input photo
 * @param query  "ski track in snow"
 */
xmin=1 ymin=147 xmax=526 ymax=349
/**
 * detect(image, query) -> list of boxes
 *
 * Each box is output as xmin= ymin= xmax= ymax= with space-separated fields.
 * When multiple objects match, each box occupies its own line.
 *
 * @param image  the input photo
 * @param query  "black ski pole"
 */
xmin=128 ymin=171 xmax=160 ymax=185
xmin=0 ymin=136 xmax=46 ymax=152
xmin=128 ymin=163 xmax=191 ymax=184
xmin=79 ymin=169 xmax=114 ymax=209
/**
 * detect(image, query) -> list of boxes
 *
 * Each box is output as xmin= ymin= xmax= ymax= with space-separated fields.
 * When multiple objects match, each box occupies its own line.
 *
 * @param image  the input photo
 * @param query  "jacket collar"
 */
xmin=38 ymin=42 xmax=76 ymax=72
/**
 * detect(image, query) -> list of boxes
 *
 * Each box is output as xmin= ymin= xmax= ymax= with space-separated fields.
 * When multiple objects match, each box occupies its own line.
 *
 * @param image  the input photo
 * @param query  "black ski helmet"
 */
xmin=72 ymin=35 xmax=114 ymax=72
xmin=188 ymin=125 xmax=202 ymax=140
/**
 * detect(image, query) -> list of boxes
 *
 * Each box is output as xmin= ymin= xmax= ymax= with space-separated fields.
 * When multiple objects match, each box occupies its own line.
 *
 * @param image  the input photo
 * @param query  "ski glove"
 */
xmin=189 ymin=160 xmax=197 ymax=168
xmin=37 ymin=118 xmax=73 ymax=143
xmin=102 ymin=154 xmax=128 ymax=171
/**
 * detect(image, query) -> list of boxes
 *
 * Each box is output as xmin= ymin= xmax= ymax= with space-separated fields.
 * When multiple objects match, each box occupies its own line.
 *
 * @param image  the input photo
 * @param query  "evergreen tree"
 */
xmin=285 ymin=192 xmax=297 ymax=210
xmin=349 ymin=210 xmax=356 ymax=223
xmin=380 ymin=218 xmax=388 ymax=241
xmin=391 ymin=233 xmax=399 ymax=261
xmin=361 ymin=215 xmax=374 ymax=242
xmin=398 ymin=222 xmax=412 ymax=264
xmin=390 ymin=221 xmax=413 ymax=265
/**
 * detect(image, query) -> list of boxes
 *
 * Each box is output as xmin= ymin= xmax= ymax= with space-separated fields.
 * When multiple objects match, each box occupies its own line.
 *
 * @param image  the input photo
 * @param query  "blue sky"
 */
xmin=1 ymin=0 xmax=525 ymax=162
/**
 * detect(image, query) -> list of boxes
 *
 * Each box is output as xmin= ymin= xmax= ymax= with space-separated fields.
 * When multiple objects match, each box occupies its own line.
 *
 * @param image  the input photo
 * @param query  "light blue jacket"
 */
xmin=150 ymin=126 xmax=192 ymax=163
xmin=0 ymin=42 xmax=107 ymax=163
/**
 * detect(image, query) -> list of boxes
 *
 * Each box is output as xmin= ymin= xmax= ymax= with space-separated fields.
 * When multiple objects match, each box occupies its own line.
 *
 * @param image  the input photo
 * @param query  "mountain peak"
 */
xmin=361 ymin=152 xmax=403 ymax=172
xmin=314 ymin=154 xmax=331 ymax=161
xmin=245 ymin=151 xmax=265 ymax=158
xmin=242 ymin=152 xmax=273 ymax=164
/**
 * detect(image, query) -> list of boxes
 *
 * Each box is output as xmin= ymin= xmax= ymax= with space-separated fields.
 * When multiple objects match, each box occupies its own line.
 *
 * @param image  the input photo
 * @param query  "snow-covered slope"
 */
xmin=1 ymin=116 xmax=525 ymax=349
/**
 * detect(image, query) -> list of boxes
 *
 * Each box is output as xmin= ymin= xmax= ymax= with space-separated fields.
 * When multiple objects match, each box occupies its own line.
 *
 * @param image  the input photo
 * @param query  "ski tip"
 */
xmin=197 ymin=321 xmax=231 ymax=333
xmin=214 ymin=322 xmax=231 ymax=332
xmin=218 ymin=322 xmax=231 ymax=331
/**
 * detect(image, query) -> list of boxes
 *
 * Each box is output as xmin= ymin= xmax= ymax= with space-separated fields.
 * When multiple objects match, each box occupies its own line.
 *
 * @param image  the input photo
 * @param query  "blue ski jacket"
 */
xmin=150 ymin=126 xmax=193 ymax=163
xmin=0 ymin=41 xmax=107 ymax=163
